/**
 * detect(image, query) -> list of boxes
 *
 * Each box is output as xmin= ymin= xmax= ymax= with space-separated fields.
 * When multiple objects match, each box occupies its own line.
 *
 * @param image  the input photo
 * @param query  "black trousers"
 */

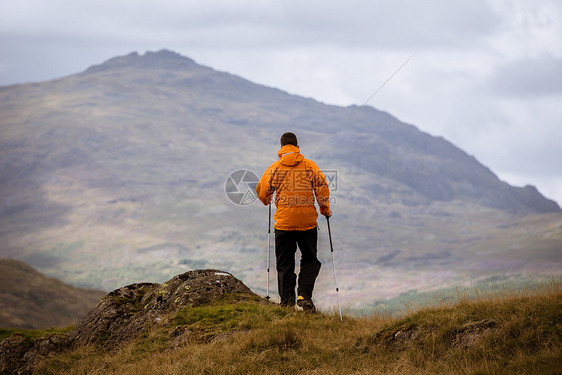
xmin=274 ymin=227 xmax=321 ymax=306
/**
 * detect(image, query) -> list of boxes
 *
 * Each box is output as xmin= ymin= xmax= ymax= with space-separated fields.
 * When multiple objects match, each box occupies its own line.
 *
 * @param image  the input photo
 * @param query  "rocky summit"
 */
xmin=0 ymin=269 xmax=262 ymax=374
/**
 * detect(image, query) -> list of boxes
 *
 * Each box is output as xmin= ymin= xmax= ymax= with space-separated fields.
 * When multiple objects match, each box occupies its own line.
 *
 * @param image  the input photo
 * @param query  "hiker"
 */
xmin=256 ymin=132 xmax=332 ymax=312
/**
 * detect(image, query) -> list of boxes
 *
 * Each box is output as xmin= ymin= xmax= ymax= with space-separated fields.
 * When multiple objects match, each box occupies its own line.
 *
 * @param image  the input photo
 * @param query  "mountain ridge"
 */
xmin=0 ymin=49 xmax=560 ymax=303
xmin=121 ymin=49 xmax=559 ymax=212
xmin=3 ymin=48 xmax=557 ymax=213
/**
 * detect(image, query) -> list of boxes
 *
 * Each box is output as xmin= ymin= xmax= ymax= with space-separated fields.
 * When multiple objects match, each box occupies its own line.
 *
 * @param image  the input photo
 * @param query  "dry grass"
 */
xmin=32 ymin=280 xmax=561 ymax=375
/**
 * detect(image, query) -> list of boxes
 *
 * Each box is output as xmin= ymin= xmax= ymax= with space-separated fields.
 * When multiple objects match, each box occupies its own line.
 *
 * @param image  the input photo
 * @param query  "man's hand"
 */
xmin=265 ymin=186 xmax=275 ymax=205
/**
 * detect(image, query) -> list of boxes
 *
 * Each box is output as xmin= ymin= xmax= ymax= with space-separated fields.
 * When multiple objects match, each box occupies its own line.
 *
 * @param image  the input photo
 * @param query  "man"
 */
xmin=256 ymin=132 xmax=332 ymax=312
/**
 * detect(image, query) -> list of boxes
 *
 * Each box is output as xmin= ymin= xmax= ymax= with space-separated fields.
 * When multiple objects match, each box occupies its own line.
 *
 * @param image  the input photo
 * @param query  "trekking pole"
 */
xmin=326 ymin=216 xmax=343 ymax=321
xmin=266 ymin=202 xmax=272 ymax=302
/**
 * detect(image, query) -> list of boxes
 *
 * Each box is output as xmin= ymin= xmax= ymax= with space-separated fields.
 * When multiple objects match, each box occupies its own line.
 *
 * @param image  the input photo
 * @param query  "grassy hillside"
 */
xmin=0 ymin=259 xmax=105 ymax=329
xmin=12 ymin=280 xmax=559 ymax=374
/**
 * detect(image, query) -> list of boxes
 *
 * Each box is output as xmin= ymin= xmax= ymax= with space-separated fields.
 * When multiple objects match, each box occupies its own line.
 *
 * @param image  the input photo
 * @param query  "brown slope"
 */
xmin=0 ymin=259 xmax=105 ymax=329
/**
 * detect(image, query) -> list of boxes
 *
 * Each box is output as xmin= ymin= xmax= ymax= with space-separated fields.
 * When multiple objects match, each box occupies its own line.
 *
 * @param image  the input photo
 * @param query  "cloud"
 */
xmin=1 ymin=0 xmax=500 ymax=50
xmin=302 ymin=0 xmax=497 ymax=50
xmin=489 ymin=56 xmax=562 ymax=97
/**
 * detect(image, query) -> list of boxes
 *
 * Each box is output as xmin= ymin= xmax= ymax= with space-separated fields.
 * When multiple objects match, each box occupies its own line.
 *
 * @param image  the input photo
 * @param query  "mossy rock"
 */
xmin=68 ymin=269 xmax=262 ymax=348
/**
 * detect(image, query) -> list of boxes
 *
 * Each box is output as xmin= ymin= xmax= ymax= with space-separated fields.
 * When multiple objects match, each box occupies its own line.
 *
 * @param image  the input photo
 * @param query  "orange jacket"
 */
xmin=256 ymin=145 xmax=331 ymax=231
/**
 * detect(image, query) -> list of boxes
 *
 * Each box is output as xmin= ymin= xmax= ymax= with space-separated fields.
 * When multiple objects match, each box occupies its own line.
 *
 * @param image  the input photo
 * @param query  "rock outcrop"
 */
xmin=69 ymin=269 xmax=261 ymax=348
xmin=0 ymin=269 xmax=263 ymax=374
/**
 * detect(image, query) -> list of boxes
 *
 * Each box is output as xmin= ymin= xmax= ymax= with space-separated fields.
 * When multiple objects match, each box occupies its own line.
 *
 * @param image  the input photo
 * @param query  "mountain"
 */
xmin=0 ymin=259 xmax=105 ymax=329
xmin=1 ymin=50 xmax=557 ymax=213
xmin=0 ymin=50 xmax=560 ymax=307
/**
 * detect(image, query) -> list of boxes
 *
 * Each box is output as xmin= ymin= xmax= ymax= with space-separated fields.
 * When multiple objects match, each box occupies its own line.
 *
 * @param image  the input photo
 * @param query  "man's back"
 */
xmin=256 ymin=144 xmax=331 ymax=231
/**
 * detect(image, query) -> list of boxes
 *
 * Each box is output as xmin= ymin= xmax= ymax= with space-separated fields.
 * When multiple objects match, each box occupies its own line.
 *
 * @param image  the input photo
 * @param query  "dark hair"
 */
xmin=280 ymin=132 xmax=298 ymax=147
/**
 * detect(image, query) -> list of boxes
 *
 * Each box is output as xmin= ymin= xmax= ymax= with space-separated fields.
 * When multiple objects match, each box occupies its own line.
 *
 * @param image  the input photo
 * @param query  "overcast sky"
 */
xmin=1 ymin=0 xmax=561 ymax=204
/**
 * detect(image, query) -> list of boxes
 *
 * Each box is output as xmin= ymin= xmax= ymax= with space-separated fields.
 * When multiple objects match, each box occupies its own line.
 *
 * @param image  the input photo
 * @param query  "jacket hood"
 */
xmin=278 ymin=144 xmax=304 ymax=167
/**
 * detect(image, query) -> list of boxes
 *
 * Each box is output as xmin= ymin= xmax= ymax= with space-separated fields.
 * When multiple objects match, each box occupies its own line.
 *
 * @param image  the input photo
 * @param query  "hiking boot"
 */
xmin=297 ymin=296 xmax=316 ymax=313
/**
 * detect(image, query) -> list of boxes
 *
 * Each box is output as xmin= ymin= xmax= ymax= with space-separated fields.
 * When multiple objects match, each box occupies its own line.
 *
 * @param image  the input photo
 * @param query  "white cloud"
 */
xmin=1 ymin=0 xmax=500 ymax=48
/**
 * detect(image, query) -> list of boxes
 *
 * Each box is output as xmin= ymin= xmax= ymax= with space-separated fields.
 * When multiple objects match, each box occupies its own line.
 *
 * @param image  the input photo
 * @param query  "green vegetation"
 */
xmin=169 ymin=301 xmax=291 ymax=342
xmin=19 ymin=280 xmax=561 ymax=374
xmin=0 ymin=327 xmax=72 ymax=345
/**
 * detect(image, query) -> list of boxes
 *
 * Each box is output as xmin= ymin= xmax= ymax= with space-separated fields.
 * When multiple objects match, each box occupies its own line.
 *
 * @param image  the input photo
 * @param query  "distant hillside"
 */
xmin=0 ymin=49 xmax=560 ymax=304
xmin=0 ymin=259 xmax=105 ymax=329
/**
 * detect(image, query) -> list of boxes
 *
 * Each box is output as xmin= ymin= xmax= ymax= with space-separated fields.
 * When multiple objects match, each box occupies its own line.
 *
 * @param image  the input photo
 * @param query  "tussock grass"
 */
xmin=32 ymin=280 xmax=562 ymax=374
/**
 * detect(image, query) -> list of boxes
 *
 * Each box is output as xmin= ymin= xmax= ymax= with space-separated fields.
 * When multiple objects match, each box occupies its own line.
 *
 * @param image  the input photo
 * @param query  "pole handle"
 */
xmin=326 ymin=216 xmax=334 ymax=253
xmin=268 ymin=202 xmax=271 ymax=233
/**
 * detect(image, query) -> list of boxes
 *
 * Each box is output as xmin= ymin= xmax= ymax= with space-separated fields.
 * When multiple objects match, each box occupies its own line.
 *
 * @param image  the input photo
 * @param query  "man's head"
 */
xmin=280 ymin=132 xmax=298 ymax=147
